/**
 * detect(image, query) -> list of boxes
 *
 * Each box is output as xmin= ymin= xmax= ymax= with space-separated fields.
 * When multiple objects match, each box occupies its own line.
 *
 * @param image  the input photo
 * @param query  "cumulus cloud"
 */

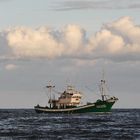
xmin=0 ymin=16 xmax=140 ymax=62
xmin=6 ymin=27 xmax=64 ymax=59
xmin=104 ymin=17 xmax=140 ymax=60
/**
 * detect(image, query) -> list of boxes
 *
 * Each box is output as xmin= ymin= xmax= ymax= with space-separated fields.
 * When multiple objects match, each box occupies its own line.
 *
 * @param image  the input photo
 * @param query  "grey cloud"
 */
xmin=51 ymin=0 xmax=140 ymax=11
xmin=0 ymin=0 xmax=13 ymax=2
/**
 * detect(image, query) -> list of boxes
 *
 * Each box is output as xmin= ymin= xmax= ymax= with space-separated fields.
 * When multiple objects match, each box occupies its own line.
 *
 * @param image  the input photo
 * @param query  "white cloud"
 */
xmin=5 ymin=64 xmax=17 ymax=70
xmin=0 ymin=16 xmax=140 ymax=62
xmin=6 ymin=27 xmax=64 ymax=59
xmin=6 ymin=25 xmax=86 ymax=59
xmin=62 ymin=25 xmax=85 ymax=55
xmin=105 ymin=16 xmax=140 ymax=46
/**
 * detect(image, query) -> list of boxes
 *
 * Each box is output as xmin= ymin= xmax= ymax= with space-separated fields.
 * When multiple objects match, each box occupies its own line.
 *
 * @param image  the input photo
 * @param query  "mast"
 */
xmin=100 ymin=69 xmax=107 ymax=101
xmin=46 ymin=82 xmax=55 ymax=108
xmin=100 ymin=79 xmax=106 ymax=101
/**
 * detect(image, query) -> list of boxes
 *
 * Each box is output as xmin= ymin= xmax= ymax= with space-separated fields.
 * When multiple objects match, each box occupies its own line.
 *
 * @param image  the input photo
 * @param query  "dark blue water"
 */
xmin=0 ymin=109 xmax=139 ymax=140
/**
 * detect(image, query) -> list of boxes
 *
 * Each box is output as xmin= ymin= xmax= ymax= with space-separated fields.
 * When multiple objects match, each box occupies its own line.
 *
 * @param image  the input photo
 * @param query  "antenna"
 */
xmin=102 ymin=68 xmax=105 ymax=81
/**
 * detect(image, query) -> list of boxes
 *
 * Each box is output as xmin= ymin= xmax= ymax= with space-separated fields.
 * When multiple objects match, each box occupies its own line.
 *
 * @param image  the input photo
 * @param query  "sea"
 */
xmin=0 ymin=109 xmax=139 ymax=140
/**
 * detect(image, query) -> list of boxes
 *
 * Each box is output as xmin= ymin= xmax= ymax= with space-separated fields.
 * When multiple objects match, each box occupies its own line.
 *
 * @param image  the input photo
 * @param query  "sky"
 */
xmin=0 ymin=0 xmax=140 ymax=108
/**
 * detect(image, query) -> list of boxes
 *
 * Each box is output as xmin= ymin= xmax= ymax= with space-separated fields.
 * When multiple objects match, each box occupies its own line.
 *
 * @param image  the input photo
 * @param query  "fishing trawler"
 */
xmin=34 ymin=76 xmax=118 ymax=113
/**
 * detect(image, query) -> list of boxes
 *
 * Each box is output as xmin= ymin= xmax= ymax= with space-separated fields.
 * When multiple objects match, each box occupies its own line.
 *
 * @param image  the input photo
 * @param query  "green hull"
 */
xmin=34 ymin=99 xmax=117 ymax=114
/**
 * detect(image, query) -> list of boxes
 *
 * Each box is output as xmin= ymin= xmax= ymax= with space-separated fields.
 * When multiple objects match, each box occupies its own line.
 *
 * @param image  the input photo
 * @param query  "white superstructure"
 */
xmin=48 ymin=85 xmax=82 ymax=109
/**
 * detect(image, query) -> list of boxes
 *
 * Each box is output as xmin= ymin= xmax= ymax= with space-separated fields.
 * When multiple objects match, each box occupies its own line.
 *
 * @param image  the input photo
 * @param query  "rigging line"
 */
xmin=52 ymin=88 xmax=62 ymax=94
xmin=85 ymin=85 xmax=101 ymax=98
xmin=43 ymin=87 xmax=50 ymax=99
